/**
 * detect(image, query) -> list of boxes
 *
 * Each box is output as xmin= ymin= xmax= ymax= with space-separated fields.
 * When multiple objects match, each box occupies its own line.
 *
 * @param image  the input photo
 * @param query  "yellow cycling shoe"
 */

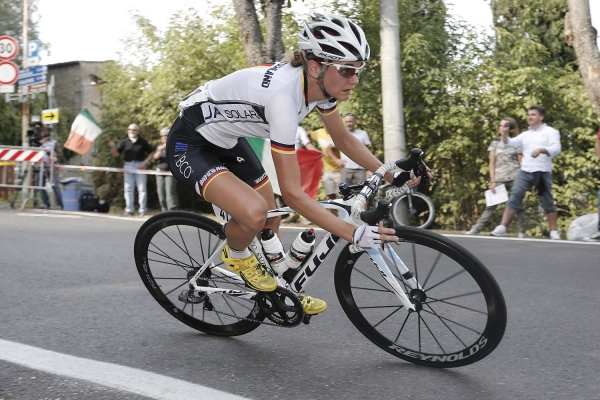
xmin=298 ymin=294 xmax=327 ymax=315
xmin=221 ymin=246 xmax=277 ymax=292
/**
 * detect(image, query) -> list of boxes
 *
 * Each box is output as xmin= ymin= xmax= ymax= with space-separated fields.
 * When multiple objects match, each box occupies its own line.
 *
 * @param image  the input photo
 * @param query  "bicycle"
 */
xmin=134 ymin=148 xmax=507 ymax=368
xmin=372 ymin=184 xmax=435 ymax=229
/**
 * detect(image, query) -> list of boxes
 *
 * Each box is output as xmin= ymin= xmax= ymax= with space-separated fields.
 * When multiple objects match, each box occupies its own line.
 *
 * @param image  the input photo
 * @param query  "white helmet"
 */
xmin=298 ymin=12 xmax=370 ymax=62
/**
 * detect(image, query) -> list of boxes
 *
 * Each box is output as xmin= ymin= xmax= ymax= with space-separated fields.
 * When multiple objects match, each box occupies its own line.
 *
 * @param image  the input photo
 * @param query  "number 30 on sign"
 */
xmin=0 ymin=36 xmax=19 ymax=60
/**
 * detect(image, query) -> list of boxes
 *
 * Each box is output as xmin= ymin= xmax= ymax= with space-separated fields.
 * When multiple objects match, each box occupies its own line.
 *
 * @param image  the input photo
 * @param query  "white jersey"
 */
xmin=178 ymin=62 xmax=337 ymax=154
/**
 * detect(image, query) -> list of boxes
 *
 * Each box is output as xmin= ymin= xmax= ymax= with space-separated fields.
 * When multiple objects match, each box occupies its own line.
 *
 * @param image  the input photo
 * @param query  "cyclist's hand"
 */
xmin=353 ymin=222 xmax=398 ymax=248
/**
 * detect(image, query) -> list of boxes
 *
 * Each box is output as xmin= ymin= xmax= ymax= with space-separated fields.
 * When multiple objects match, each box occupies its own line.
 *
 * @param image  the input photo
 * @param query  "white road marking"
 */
xmin=0 ymin=339 xmax=250 ymax=400
xmin=17 ymin=213 xmax=82 ymax=218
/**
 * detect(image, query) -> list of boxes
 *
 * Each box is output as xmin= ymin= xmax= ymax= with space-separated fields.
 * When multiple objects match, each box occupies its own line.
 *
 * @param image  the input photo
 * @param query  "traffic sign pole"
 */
xmin=22 ymin=0 xmax=29 ymax=147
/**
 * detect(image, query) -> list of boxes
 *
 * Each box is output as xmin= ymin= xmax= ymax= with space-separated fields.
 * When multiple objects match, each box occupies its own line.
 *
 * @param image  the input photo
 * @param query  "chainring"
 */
xmin=257 ymin=287 xmax=305 ymax=327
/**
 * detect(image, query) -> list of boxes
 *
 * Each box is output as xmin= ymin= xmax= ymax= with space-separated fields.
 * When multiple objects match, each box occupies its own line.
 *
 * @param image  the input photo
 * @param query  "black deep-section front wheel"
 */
xmin=334 ymin=226 xmax=507 ymax=368
xmin=134 ymin=211 xmax=264 ymax=336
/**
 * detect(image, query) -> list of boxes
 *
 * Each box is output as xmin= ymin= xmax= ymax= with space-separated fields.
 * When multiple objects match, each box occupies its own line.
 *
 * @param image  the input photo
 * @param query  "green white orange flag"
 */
xmin=64 ymin=109 xmax=103 ymax=155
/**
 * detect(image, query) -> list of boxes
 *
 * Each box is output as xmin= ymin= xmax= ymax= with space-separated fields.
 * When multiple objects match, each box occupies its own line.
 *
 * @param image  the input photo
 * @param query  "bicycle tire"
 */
xmin=334 ymin=226 xmax=506 ymax=368
xmin=134 ymin=211 xmax=264 ymax=336
xmin=390 ymin=192 xmax=435 ymax=229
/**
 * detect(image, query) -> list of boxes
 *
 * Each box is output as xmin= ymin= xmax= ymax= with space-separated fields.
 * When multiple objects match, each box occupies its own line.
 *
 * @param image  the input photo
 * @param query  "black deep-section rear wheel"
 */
xmin=134 ymin=211 xmax=263 ymax=336
xmin=334 ymin=226 xmax=507 ymax=368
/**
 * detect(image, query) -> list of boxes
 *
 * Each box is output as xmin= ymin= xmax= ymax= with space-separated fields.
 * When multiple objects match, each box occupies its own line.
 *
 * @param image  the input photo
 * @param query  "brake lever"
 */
xmin=413 ymin=155 xmax=434 ymax=186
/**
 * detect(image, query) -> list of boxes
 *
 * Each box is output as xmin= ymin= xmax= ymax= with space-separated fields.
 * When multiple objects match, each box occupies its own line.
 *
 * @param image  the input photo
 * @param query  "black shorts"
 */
xmin=166 ymin=116 xmax=269 ymax=198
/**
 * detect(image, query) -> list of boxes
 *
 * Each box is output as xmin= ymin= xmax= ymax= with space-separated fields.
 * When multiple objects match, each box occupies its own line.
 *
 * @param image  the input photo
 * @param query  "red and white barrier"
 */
xmin=0 ymin=148 xmax=45 ymax=163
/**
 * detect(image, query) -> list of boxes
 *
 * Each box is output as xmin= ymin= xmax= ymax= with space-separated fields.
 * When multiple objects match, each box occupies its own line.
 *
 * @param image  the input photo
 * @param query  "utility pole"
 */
xmin=21 ymin=0 xmax=29 ymax=147
xmin=380 ymin=0 xmax=406 ymax=162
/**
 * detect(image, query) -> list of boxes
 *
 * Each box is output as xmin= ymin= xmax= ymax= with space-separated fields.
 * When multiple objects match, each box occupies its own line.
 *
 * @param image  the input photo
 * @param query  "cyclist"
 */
xmin=166 ymin=12 xmax=423 ymax=316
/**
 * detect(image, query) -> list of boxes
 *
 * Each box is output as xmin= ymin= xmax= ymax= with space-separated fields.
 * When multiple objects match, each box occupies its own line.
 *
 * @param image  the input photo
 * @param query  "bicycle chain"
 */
xmin=192 ymin=276 xmax=298 ymax=328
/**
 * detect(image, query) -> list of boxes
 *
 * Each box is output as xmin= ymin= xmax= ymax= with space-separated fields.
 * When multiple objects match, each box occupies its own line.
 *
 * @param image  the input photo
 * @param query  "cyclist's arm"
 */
xmin=271 ymin=150 xmax=397 ymax=243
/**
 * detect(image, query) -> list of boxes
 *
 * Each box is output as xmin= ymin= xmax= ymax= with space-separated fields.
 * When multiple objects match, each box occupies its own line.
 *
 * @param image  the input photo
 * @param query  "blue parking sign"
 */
xmin=27 ymin=40 xmax=39 ymax=58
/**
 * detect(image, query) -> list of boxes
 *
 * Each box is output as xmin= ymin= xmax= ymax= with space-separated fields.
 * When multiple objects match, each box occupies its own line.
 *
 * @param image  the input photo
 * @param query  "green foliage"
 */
xmin=491 ymin=0 xmax=576 ymax=67
xmin=0 ymin=0 xmax=42 ymax=146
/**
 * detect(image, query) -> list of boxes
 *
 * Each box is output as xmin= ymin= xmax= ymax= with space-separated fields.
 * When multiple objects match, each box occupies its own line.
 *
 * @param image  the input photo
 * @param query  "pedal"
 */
xmin=302 ymin=314 xmax=312 ymax=325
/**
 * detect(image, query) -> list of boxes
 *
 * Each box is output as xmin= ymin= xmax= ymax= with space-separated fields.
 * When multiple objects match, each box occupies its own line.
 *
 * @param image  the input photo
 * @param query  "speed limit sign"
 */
xmin=0 ymin=36 xmax=19 ymax=60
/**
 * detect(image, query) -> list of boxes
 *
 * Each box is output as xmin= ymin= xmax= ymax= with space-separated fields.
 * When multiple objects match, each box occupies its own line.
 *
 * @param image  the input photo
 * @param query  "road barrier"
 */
xmin=0 ymin=146 xmax=51 ymax=209
xmin=0 ymin=146 xmax=173 ymax=210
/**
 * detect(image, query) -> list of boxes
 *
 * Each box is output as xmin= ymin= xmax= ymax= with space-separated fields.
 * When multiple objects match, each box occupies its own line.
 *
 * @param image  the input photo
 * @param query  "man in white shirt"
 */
xmin=491 ymin=105 xmax=562 ymax=239
xmin=340 ymin=113 xmax=371 ymax=184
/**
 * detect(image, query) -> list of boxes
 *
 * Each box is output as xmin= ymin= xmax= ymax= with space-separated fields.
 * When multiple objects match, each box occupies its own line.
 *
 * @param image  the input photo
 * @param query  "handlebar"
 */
xmin=349 ymin=148 xmax=431 ymax=225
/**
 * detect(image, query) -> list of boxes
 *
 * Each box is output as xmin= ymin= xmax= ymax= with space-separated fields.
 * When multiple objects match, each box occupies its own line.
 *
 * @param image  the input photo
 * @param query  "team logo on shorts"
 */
xmin=174 ymin=142 xmax=188 ymax=153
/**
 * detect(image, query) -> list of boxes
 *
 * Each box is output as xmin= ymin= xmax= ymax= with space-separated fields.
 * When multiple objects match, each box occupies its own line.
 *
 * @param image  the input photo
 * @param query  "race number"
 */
xmin=212 ymin=204 xmax=231 ymax=222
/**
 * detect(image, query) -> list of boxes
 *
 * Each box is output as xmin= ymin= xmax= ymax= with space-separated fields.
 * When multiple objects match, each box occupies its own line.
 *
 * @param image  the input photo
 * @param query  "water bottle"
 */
xmin=260 ymin=227 xmax=288 ymax=275
xmin=284 ymin=228 xmax=316 ymax=270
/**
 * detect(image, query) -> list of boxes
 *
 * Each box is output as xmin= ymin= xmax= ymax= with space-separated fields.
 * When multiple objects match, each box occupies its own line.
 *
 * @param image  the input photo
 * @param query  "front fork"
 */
xmin=366 ymin=244 xmax=422 ymax=312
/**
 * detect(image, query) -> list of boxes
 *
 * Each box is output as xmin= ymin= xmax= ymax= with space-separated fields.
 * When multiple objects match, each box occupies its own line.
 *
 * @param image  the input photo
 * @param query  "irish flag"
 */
xmin=246 ymin=137 xmax=322 ymax=199
xmin=64 ymin=109 xmax=103 ymax=155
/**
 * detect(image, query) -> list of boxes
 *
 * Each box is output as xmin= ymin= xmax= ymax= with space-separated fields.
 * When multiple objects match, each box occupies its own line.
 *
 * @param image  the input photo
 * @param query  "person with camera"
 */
xmin=108 ymin=124 xmax=154 ymax=217
xmin=33 ymin=124 xmax=63 ymax=209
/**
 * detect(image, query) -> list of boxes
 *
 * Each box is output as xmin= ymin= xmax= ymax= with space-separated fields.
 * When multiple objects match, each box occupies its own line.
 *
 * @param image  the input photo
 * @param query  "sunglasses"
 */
xmin=321 ymin=61 xmax=366 ymax=78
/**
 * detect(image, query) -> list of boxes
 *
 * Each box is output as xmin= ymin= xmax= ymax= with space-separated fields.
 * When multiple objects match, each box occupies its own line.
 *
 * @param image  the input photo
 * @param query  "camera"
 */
xmin=27 ymin=121 xmax=43 ymax=147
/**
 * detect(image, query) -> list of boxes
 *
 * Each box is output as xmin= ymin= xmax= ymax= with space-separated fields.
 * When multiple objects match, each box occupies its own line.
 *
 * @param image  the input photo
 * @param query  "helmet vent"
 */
xmin=348 ymin=22 xmax=362 ymax=45
xmin=320 ymin=44 xmax=345 ymax=57
xmin=331 ymin=18 xmax=344 ymax=28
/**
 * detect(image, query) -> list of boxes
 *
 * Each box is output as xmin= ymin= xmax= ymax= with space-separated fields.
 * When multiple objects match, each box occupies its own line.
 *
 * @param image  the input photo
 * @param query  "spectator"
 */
xmin=584 ymin=127 xmax=600 ymax=241
xmin=312 ymin=121 xmax=343 ymax=200
xmin=490 ymin=105 xmax=562 ymax=239
xmin=340 ymin=113 xmax=371 ymax=185
xmin=295 ymin=125 xmax=318 ymax=151
xmin=466 ymin=117 xmax=526 ymax=236
xmin=153 ymin=128 xmax=178 ymax=212
xmin=107 ymin=124 xmax=154 ymax=217
xmin=35 ymin=126 xmax=62 ymax=208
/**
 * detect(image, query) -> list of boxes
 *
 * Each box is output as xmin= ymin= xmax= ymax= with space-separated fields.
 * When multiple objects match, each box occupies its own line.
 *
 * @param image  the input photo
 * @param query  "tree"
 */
xmin=490 ymin=0 xmax=576 ymax=67
xmin=232 ymin=0 xmax=286 ymax=65
xmin=0 ymin=0 xmax=42 ymax=146
xmin=565 ymin=0 xmax=600 ymax=120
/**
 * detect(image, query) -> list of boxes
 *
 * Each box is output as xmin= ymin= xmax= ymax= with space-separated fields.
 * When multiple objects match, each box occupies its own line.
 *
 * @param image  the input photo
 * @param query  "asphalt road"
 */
xmin=1 ymin=208 xmax=599 ymax=400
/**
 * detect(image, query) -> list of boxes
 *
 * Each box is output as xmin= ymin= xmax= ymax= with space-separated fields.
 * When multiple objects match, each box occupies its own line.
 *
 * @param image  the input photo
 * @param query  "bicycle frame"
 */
xmin=187 ymin=197 xmax=421 ymax=312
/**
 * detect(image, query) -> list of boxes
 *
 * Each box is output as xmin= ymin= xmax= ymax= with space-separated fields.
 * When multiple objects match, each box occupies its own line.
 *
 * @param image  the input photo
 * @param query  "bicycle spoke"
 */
xmin=353 ymin=266 xmax=393 ymax=292
xmin=425 ymin=269 xmax=467 ymax=292
xmin=373 ymin=306 xmax=402 ymax=328
xmin=350 ymin=286 xmax=392 ymax=293
xmin=426 ymin=297 xmax=487 ymax=315
xmin=423 ymin=303 xmax=468 ymax=348
xmin=160 ymin=229 xmax=203 ymax=269
xmin=411 ymin=242 xmax=419 ymax=282
xmin=149 ymin=246 xmax=191 ymax=271
xmin=147 ymin=256 xmax=192 ymax=269
xmin=198 ymin=228 xmax=206 ymax=261
xmin=394 ymin=312 xmax=411 ymax=343
xmin=429 ymin=290 xmax=482 ymax=302
xmin=359 ymin=305 xmax=403 ymax=309
xmin=164 ymin=280 xmax=189 ymax=296
xmin=418 ymin=312 xmax=446 ymax=354
xmin=420 ymin=307 xmax=481 ymax=335
xmin=421 ymin=252 xmax=442 ymax=289
xmin=178 ymin=225 xmax=195 ymax=269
